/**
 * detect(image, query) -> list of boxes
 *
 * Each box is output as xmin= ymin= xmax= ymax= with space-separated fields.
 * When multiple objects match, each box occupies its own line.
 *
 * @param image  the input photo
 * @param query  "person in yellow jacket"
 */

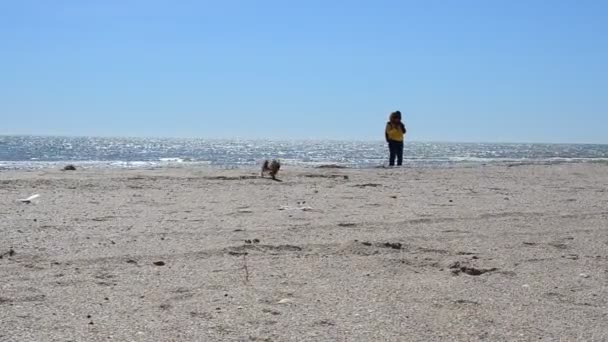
xmin=385 ymin=111 xmax=406 ymax=166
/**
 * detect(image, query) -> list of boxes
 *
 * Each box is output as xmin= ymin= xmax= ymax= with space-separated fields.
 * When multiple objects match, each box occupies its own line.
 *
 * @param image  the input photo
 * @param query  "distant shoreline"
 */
xmin=1 ymin=158 xmax=608 ymax=172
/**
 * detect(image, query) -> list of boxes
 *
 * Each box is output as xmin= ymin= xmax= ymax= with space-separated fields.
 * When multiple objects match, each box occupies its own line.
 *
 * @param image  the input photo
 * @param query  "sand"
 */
xmin=1 ymin=164 xmax=607 ymax=341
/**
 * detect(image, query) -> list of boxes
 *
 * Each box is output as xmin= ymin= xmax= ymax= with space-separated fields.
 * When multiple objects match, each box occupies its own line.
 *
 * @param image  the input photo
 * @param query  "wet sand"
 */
xmin=1 ymin=164 xmax=607 ymax=341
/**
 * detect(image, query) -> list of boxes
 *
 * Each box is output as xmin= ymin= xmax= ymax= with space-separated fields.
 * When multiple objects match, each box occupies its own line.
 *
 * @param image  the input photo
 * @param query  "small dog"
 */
xmin=261 ymin=159 xmax=281 ymax=180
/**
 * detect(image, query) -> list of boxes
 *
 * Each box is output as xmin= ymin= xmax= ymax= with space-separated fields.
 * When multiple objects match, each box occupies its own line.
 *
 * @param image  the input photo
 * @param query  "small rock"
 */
xmin=579 ymin=273 xmax=590 ymax=278
xmin=448 ymin=261 xmax=462 ymax=269
xmin=253 ymin=239 xmax=260 ymax=244
xmin=383 ymin=242 xmax=402 ymax=250
xmin=86 ymin=315 xmax=91 ymax=319
xmin=277 ymin=299 xmax=293 ymax=305
xmin=0 ymin=249 xmax=15 ymax=259
xmin=449 ymin=200 xmax=453 ymax=203
xmin=153 ymin=261 xmax=166 ymax=266
xmin=245 ymin=240 xmax=252 ymax=244
xmin=63 ymin=165 xmax=77 ymax=171
xmin=459 ymin=266 xmax=497 ymax=276
xmin=262 ymin=308 xmax=281 ymax=315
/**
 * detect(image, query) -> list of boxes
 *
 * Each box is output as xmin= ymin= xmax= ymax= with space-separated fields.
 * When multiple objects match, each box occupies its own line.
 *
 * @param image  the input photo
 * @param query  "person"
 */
xmin=385 ymin=111 xmax=406 ymax=166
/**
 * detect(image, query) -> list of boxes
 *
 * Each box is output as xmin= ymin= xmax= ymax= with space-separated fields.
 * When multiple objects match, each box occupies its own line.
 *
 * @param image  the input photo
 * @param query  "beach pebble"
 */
xmin=153 ymin=261 xmax=166 ymax=266
xmin=277 ymin=299 xmax=293 ymax=305
xmin=579 ymin=273 xmax=590 ymax=278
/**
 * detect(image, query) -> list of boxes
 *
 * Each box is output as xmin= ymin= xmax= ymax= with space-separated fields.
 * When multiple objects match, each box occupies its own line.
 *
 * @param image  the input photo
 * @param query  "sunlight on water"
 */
xmin=0 ymin=136 xmax=607 ymax=170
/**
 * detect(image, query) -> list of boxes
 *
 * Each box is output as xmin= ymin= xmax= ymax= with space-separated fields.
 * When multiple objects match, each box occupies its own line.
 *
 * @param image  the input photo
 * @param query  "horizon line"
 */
xmin=0 ymin=133 xmax=607 ymax=146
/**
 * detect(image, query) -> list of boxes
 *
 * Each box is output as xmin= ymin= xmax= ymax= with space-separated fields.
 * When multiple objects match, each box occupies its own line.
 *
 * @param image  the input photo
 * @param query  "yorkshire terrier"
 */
xmin=261 ymin=159 xmax=281 ymax=180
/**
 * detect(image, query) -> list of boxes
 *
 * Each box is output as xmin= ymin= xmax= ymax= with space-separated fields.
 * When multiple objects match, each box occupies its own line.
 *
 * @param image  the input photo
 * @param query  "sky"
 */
xmin=0 ymin=0 xmax=607 ymax=143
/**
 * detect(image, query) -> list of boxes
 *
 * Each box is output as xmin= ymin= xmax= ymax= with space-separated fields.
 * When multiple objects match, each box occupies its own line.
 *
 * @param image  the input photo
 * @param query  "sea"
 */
xmin=1 ymin=135 xmax=607 ymax=170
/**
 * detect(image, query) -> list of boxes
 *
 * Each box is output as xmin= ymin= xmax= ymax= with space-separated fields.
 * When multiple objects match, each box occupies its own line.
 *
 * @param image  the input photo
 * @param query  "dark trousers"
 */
xmin=388 ymin=141 xmax=403 ymax=166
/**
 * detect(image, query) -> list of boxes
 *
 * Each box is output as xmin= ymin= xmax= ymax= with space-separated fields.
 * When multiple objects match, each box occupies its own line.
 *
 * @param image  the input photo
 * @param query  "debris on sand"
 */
xmin=0 ymin=248 xmax=15 ymax=259
xmin=353 ymin=183 xmax=382 ymax=188
xmin=63 ymin=165 xmax=77 ymax=171
xmin=358 ymin=241 xmax=403 ymax=250
xmin=459 ymin=266 xmax=497 ymax=276
xmin=153 ymin=261 xmax=166 ymax=266
xmin=279 ymin=205 xmax=314 ymax=212
xmin=449 ymin=261 xmax=497 ymax=276
xmin=315 ymin=164 xmax=347 ymax=169
xmin=18 ymin=194 xmax=40 ymax=204
xmin=383 ymin=242 xmax=403 ymax=250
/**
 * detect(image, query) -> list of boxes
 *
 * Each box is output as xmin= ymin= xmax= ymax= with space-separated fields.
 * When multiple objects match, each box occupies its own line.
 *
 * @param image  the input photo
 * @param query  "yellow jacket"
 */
xmin=385 ymin=122 xmax=406 ymax=142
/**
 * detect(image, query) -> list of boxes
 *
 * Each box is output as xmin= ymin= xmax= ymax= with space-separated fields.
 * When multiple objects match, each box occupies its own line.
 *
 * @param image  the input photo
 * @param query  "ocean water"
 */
xmin=1 ymin=135 xmax=607 ymax=170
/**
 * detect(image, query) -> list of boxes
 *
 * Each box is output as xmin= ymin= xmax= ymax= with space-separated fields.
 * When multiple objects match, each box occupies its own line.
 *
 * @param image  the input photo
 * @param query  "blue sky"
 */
xmin=1 ymin=0 xmax=606 ymax=143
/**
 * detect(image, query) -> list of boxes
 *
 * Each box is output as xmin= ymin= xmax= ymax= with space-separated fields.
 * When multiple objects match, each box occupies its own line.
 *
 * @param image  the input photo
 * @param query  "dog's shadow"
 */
xmin=261 ymin=176 xmax=283 ymax=182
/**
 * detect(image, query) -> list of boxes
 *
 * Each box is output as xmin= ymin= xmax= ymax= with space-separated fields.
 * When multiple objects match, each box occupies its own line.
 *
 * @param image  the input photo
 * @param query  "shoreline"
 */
xmin=1 ymin=157 xmax=608 ymax=172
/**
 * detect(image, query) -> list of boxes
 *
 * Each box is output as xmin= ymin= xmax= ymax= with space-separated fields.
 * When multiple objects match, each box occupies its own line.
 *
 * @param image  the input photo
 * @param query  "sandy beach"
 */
xmin=1 ymin=163 xmax=607 ymax=341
